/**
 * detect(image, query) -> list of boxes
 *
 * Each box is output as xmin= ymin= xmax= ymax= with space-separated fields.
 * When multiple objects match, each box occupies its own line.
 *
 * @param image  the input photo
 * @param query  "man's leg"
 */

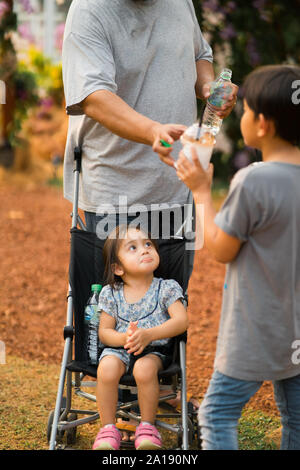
xmin=198 ymin=370 xmax=262 ymax=450
xmin=273 ymin=373 xmax=300 ymax=450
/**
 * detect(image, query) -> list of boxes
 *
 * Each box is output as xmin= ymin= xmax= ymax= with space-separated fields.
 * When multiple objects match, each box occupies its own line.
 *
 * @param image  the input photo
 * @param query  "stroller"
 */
xmin=47 ymin=147 xmax=200 ymax=450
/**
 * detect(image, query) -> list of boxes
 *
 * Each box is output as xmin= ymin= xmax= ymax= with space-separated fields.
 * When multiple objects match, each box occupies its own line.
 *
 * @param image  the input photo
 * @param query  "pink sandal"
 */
xmin=92 ymin=425 xmax=121 ymax=450
xmin=134 ymin=423 xmax=162 ymax=450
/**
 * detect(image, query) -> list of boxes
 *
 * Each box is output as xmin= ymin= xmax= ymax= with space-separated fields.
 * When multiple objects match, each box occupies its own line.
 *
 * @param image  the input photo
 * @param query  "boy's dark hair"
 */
xmin=103 ymin=224 xmax=159 ymax=288
xmin=243 ymin=64 xmax=300 ymax=146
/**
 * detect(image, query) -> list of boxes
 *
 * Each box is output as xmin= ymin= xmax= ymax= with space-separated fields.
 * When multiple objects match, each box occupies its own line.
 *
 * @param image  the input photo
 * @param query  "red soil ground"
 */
xmin=0 ymin=183 xmax=279 ymax=417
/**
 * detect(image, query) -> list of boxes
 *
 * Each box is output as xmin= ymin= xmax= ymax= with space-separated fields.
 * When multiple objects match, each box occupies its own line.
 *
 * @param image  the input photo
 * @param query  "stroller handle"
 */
xmin=74 ymin=146 xmax=82 ymax=173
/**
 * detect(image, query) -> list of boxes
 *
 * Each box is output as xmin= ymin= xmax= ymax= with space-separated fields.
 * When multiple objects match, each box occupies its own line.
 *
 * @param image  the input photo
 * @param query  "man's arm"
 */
xmin=195 ymin=59 xmax=215 ymax=100
xmin=81 ymin=90 xmax=186 ymax=162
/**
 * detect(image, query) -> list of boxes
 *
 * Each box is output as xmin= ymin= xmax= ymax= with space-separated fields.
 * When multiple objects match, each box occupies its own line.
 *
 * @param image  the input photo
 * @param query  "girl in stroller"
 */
xmin=93 ymin=224 xmax=189 ymax=450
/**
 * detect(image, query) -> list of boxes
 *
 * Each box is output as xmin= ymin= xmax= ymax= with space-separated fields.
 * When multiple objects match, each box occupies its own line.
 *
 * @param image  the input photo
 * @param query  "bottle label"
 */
xmin=208 ymin=83 xmax=233 ymax=108
xmin=84 ymin=304 xmax=95 ymax=321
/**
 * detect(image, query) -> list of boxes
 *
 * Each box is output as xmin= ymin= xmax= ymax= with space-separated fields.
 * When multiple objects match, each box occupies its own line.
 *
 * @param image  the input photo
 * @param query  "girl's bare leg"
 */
xmin=96 ymin=355 xmax=126 ymax=426
xmin=133 ymin=354 xmax=163 ymax=424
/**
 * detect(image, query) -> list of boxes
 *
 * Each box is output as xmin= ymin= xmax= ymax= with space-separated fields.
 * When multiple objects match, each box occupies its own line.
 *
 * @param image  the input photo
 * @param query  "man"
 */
xmin=62 ymin=0 xmax=236 ymax=443
xmin=62 ymin=0 xmax=237 ymax=227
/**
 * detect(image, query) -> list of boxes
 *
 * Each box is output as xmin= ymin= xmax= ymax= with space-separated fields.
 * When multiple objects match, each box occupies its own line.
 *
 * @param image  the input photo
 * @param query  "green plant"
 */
xmin=23 ymin=46 xmax=64 ymax=106
xmin=193 ymin=0 xmax=300 ymax=181
xmin=9 ymin=66 xmax=39 ymax=145
xmin=0 ymin=1 xmax=39 ymax=146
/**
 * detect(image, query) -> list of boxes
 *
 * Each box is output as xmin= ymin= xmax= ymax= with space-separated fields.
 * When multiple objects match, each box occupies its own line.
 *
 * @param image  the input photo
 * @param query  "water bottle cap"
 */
xmin=91 ymin=284 xmax=102 ymax=292
xmin=220 ymin=68 xmax=232 ymax=80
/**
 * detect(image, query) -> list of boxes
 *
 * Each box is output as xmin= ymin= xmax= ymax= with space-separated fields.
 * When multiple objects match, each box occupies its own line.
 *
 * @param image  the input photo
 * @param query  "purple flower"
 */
xmin=225 ymin=1 xmax=237 ymax=12
xmin=39 ymin=97 xmax=54 ymax=109
xmin=19 ymin=0 xmax=34 ymax=14
xmin=219 ymin=24 xmax=237 ymax=40
xmin=259 ymin=11 xmax=272 ymax=22
xmin=16 ymin=89 xmax=28 ymax=101
xmin=55 ymin=23 xmax=65 ymax=50
xmin=202 ymin=0 xmax=220 ymax=13
xmin=0 ymin=1 xmax=9 ymax=20
xmin=246 ymin=37 xmax=261 ymax=66
xmin=18 ymin=23 xmax=34 ymax=42
xmin=252 ymin=0 xmax=266 ymax=9
xmin=233 ymin=150 xmax=251 ymax=169
xmin=252 ymin=0 xmax=272 ymax=22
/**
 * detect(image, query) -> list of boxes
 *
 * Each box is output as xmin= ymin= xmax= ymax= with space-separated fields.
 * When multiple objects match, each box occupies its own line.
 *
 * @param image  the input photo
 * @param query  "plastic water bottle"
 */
xmin=84 ymin=284 xmax=103 ymax=365
xmin=202 ymin=68 xmax=233 ymax=135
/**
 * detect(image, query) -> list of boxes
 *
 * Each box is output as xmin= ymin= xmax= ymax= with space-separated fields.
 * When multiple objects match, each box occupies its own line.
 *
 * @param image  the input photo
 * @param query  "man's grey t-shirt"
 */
xmin=62 ymin=0 xmax=213 ymax=213
xmin=214 ymin=162 xmax=300 ymax=381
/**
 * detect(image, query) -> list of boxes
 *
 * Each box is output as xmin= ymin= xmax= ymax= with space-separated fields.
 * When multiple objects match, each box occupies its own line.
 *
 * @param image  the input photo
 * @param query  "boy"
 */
xmin=175 ymin=65 xmax=300 ymax=450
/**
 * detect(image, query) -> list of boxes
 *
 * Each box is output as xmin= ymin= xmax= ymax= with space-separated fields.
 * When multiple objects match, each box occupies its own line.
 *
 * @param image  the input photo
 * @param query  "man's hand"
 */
xmin=201 ymin=82 xmax=239 ymax=119
xmin=151 ymin=123 xmax=187 ymax=168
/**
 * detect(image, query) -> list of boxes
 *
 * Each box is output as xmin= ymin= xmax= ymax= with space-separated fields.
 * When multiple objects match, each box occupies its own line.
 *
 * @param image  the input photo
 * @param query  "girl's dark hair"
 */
xmin=243 ymin=64 xmax=300 ymax=146
xmin=103 ymin=224 xmax=159 ymax=288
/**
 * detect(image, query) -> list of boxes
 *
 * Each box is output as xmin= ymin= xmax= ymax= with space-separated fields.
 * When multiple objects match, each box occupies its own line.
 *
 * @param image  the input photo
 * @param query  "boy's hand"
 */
xmin=124 ymin=328 xmax=151 ymax=356
xmin=176 ymin=148 xmax=214 ymax=195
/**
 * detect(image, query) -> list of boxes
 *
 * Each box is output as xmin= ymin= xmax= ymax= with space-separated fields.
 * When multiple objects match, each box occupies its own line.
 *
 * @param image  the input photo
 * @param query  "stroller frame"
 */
xmin=48 ymin=147 xmax=197 ymax=450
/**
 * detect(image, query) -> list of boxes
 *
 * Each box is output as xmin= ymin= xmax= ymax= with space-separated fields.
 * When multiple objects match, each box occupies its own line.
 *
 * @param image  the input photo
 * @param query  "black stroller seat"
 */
xmin=48 ymin=148 xmax=198 ymax=450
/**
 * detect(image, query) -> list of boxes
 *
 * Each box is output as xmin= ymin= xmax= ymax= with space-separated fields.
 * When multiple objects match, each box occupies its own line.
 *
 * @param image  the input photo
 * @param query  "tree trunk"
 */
xmin=0 ymin=0 xmax=16 ymax=167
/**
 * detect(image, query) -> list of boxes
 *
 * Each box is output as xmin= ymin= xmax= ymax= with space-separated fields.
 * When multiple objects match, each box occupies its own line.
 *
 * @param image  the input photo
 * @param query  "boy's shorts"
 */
xmin=99 ymin=345 xmax=173 ymax=374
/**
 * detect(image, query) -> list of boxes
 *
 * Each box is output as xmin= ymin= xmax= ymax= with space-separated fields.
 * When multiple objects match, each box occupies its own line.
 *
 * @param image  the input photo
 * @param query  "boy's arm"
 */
xmin=124 ymin=300 xmax=188 ymax=356
xmin=176 ymin=149 xmax=242 ymax=263
xmin=99 ymin=311 xmax=127 ymax=347
xmin=195 ymin=192 xmax=242 ymax=263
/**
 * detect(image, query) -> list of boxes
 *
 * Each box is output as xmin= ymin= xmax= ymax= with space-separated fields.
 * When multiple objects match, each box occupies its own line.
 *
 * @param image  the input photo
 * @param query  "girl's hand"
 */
xmin=124 ymin=328 xmax=151 ymax=356
xmin=176 ymin=148 xmax=214 ymax=195
xmin=125 ymin=321 xmax=138 ymax=345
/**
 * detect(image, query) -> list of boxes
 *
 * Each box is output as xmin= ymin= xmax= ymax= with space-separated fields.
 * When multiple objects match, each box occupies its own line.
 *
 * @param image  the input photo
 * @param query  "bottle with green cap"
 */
xmin=84 ymin=284 xmax=103 ymax=365
xmin=202 ymin=68 xmax=233 ymax=136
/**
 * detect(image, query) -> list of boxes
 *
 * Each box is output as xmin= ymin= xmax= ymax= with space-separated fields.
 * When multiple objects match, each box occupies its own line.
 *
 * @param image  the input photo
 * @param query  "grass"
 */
xmin=238 ymin=410 xmax=280 ymax=450
xmin=0 ymin=355 xmax=281 ymax=451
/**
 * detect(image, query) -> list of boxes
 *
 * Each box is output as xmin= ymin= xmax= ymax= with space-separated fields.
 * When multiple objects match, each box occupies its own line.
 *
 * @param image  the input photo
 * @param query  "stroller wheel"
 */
xmin=47 ymin=410 xmax=65 ymax=443
xmin=66 ymin=413 xmax=78 ymax=445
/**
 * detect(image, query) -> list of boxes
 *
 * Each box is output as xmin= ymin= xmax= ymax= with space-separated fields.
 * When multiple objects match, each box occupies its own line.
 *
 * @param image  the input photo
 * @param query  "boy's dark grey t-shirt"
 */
xmin=214 ymin=162 xmax=300 ymax=381
xmin=62 ymin=0 xmax=213 ymax=213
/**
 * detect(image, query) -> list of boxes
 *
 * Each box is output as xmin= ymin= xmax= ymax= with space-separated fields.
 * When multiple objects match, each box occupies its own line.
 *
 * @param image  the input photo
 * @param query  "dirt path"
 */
xmin=0 ymin=183 xmax=278 ymax=416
